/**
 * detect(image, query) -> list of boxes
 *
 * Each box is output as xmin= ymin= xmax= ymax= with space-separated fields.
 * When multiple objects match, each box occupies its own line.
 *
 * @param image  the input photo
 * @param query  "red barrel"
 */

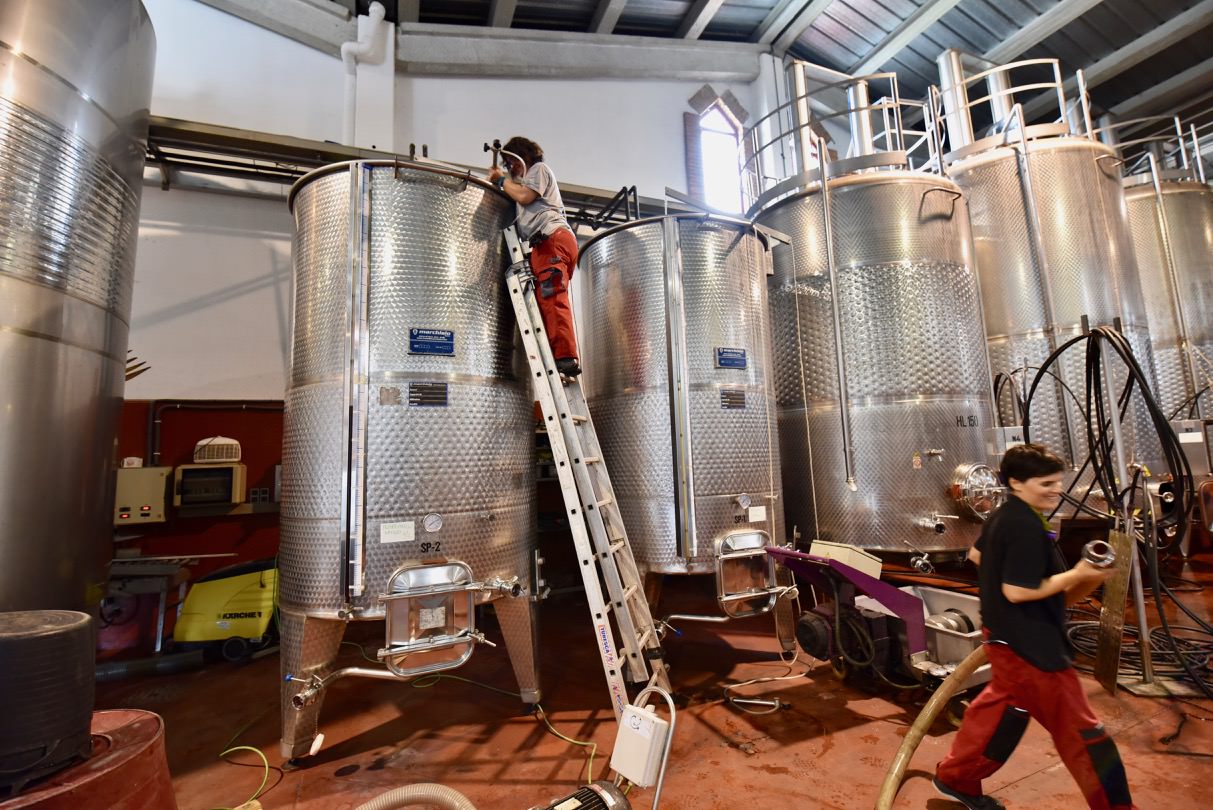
xmin=1 ymin=710 xmax=177 ymax=810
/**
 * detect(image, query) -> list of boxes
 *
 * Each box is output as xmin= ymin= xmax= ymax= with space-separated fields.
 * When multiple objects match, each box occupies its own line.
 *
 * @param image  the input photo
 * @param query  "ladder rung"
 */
xmin=608 ymin=540 xmax=626 ymax=556
xmin=620 ymin=583 xmax=638 ymax=600
xmin=635 ymin=629 xmax=653 ymax=649
xmin=596 ymin=496 xmax=614 ymax=509
xmin=583 ymin=455 xmax=601 ymax=464
xmin=571 ymin=413 xmax=589 ymax=424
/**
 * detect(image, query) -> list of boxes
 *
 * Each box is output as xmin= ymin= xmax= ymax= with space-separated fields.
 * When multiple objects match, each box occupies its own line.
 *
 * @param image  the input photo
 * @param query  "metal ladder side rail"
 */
xmin=561 ymin=382 xmax=671 ymax=686
xmin=503 ymin=265 xmax=636 ymax=717
xmin=501 ymin=227 xmax=669 ymax=693
xmin=504 ymin=261 xmax=660 ymax=687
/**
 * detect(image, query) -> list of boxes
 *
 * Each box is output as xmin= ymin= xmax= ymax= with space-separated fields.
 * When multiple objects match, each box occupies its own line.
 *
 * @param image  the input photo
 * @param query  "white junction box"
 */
xmin=609 ymin=703 xmax=670 ymax=789
xmin=808 ymin=539 xmax=882 ymax=580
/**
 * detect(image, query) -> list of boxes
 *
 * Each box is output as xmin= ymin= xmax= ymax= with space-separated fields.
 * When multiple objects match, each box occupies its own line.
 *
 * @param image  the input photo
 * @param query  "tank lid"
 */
xmin=288 ymin=159 xmax=507 ymax=212
xmin=0 ymin=610 xmax=91 ymax=640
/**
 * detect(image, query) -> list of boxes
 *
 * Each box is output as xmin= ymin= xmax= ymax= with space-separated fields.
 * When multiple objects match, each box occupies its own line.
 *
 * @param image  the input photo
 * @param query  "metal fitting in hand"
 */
xmin=1081 ymin=539 xmax=1116 ymax=569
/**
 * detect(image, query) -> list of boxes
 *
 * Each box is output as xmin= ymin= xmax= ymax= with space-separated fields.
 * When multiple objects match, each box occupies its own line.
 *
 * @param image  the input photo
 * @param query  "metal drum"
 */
xmin=938 ymin=52 xmax=1162 ymax=473
xmin=579 ymin=215 xmax=786 ymax=617
xmin=1124 ymin=177 xmax=1213 ymax=420
xmin=280 ymin=161 xmax=539 ymax=759
xmin=758 ymin=172 xmax=998 ymax=556
xmin=0 ymin=1 xmax=155 ymax=611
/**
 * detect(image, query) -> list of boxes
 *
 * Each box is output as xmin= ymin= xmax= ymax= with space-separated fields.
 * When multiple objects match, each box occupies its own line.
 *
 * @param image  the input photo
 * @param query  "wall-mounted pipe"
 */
xmin=341 ymin=2 xmax=387 ymax=146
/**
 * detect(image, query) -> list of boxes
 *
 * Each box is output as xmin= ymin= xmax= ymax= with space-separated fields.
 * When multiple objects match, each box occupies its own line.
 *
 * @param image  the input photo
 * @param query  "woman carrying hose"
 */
xmin=934 ymin=444 xmax=1136 ymax=810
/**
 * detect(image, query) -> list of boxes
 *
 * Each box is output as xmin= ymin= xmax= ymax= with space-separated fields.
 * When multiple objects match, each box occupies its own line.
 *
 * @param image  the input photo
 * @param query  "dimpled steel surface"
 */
xmin=581 ymin=217 xmax=783 ymax=574
xmin=1125 ymin=182 xmax=1213 ymax=417
xmin=282 ymin=164 xmax=535 ymax=617
xmin=759 ymin=173 xmax=994 ymax=554
xmin=949 ymin=139 xmax=1163 ymax=471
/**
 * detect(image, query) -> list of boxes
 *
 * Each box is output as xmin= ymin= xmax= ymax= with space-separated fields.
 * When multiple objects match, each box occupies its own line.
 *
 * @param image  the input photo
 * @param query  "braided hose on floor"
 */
xmin=354 ymin=783 xmax=477 ymax=810
xmin=874 ymin=645 xmax=988 ymax=810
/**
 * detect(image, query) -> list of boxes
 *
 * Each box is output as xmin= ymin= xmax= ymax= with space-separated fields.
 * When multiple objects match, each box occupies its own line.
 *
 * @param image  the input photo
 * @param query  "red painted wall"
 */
xmin=104 ymin=400 xmax=283 ymax=655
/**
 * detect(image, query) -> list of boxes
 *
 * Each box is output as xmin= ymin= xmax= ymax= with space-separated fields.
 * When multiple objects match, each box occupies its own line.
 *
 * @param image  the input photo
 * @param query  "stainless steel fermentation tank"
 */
xmin=937 ymin=51 xmax=1162 ymax=471
xmin=0 ymin=1 xmax=155 ymax=612
xmin=281 ymin=161 xmax=539 ymax=759
xmin=743 ymin=66 xmax=1002 ymax=559
xmin=1099 ymin=117 xmax=1213 ymax=433
xmin=579 ymin=215 xmax=787 ymax=618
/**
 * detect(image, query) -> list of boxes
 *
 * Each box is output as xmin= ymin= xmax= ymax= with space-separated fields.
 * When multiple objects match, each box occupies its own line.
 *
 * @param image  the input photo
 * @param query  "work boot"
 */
xmin=933 ymin=777 xmax=1006 ymax=809
xmin=556 ymin=358 xmax=582 ymax=377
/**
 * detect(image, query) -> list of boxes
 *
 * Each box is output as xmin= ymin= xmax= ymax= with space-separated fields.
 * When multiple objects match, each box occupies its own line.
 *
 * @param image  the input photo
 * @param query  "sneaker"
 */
xmin=555 ymin=358 xmax=582 ymax=377
xmin=933 ymin=777 xmax=1005 ymax=809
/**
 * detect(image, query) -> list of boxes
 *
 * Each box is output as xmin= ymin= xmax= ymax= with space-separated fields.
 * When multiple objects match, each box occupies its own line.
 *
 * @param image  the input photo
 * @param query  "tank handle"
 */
xmin=919 ymin=186 xmax=962 ymax=219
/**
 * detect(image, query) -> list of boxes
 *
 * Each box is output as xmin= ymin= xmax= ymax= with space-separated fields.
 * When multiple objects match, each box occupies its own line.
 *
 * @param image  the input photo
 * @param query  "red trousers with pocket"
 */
xmin=936 ymin=637 xmax=1137 ymax=809
xmin=529 ymin=227 xmax=579 ymax=362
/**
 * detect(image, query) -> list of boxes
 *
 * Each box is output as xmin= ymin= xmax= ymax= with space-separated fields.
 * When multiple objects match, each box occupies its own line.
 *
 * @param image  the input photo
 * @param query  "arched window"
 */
xmin=699 ymin=103 xmax=743 ymax=214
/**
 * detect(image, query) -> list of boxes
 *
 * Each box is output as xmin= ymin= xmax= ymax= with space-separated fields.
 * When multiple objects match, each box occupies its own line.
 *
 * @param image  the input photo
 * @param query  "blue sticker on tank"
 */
xmin=715 ymin=348 xmax=747 ymax=369
xmin=408 ymin=328 xmax=455 ymax=356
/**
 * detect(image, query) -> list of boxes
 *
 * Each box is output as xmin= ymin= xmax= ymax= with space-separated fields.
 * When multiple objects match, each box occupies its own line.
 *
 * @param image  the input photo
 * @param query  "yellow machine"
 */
xmin=173 ymin=560 xmax=277 ymax=662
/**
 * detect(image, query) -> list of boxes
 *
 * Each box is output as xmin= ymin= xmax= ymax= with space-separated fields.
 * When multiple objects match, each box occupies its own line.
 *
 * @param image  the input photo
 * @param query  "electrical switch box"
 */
xmin=114 ymin=466 xmax=171 ymax=525
xmin=173 ymin=463 xmax=247 ymax=507
xmin=608 ymin=703 xmax=670 ymax=788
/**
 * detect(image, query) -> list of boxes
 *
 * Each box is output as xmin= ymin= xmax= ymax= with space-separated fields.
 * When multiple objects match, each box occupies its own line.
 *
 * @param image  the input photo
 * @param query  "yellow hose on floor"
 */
xmin=874 ymin=645 xmax=988 ymax=810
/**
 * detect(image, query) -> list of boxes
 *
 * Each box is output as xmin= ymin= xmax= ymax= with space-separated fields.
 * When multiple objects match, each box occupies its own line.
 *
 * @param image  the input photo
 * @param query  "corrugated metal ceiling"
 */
xmin=405 ymin=0 xmax=1212 ymax=120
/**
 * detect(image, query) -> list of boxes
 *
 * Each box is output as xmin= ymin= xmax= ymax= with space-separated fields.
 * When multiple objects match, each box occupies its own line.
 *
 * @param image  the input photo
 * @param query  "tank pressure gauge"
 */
xmin=423 ymin=513 xmax=444 ymax=533
xmin=950 ymin=463 xmax=1005 ymax=520
xmin=736 ymin=493 xmax=752 ymax=510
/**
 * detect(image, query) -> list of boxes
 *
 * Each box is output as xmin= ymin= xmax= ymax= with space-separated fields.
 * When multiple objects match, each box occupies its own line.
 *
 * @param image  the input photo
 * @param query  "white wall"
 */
xmin=126 ymin=187 xmax=294 ymax=400
xmin=397 ymin=76 xmax=757 ymax=199
xmin=143 ymin=0 xmax=343 ymax=142
xmin=130 ymin=2 xmax=769 ymax=398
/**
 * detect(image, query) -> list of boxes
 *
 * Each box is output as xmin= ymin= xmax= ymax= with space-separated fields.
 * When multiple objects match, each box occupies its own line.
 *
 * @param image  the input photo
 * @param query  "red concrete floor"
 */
xmin=95 ymin=555 xmax=1213 ymax=810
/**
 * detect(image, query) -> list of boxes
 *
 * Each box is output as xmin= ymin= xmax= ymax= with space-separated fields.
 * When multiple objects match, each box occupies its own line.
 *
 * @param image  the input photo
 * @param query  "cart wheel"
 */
xmin=221 ymin=636 xmax=251 ymax=662
xmin=831 ymin=657 xmax=847 ymax=680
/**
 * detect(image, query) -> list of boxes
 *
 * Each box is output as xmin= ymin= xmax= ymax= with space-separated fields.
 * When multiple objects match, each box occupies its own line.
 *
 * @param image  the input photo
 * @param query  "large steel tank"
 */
xmin=0 ymin=1 xmax=155 ymax=612
xmin=744 ymin=67 xmax=1000 ymax=558
xmin=938 ymin=52 xmax=1162 ymax=471
xmin=281 ymin=161 xmax=539 ymax=759
xmin=1123 ymin=173 xmax=1213 ymax=420
xmin=578 ymin=215 xmax=785 ymax=616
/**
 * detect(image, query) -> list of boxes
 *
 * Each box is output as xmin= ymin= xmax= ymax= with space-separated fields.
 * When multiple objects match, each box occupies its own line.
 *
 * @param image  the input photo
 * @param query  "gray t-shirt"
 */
xmin=515 ymin=162 xmax=568 ymax=240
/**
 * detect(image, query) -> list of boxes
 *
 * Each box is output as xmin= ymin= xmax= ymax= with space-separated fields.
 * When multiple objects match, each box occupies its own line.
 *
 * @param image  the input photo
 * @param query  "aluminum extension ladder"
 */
xmin=502 ymin=225 xmax=672 ymax=719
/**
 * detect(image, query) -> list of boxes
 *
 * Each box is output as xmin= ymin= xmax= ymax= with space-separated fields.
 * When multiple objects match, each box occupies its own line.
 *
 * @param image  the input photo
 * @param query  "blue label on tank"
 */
xmin=715 ymin=348 xmax=747 ymax=369
xmin=408 ymin=328 xmax=455 ymax=356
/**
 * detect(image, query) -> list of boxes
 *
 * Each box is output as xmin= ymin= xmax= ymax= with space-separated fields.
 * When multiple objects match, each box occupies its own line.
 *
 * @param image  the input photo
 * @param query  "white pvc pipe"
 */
xmin=341 ymin=2 xmax=387 ymax=146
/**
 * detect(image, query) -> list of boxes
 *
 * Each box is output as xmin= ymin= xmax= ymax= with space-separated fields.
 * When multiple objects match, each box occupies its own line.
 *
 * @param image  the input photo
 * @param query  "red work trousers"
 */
xmin=529 ymin=227 xmax=579 ymax=363
xmin=936 ymin=638 xmax=1137 ymax=809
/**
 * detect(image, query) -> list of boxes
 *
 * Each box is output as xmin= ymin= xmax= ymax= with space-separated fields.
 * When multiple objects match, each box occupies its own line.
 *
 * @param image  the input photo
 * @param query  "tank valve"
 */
xmin=911 ymin=555 xmax=935 ymax=574
xmin=484 ymin=576 xmax=523 ymax=597
xmin=1081 ymin=539 xmax=1116 ymax=569
xmin=917 ymin=513 xmax=958 ymax=534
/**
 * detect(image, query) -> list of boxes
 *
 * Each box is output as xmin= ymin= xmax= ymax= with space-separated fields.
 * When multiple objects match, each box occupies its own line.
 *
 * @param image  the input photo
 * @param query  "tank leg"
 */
xmin=773 ymin=566 xmax=798 ymax=654
xmin=495 ymin=597 xmax=541 ymax=704
xmin=643 ymin=572 xmax=664 ymax=612
xmin=279 ymin=609 xmax=345 ymax=759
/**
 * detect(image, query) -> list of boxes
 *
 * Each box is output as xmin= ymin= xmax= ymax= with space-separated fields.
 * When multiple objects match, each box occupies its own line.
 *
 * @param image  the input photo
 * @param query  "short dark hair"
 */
xmin=502 ymin=136 xmax=543 ymax=168
xmin=1000 ymin=443 xmax=1065 ymax=484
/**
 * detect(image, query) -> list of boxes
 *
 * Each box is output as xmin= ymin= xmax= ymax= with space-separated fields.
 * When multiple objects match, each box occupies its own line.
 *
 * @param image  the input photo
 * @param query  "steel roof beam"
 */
xmin=1112 ymin=56 xmax=1213 ymax=119
xmin=590 ymin=0 xmax=628 ymax=34
xmin=196 ymin=0 xmax=354 ymax=56
xmin=396 ymin=22 xmax=763 ymax=80
xmin=849 ymin=0 xmax=965 ymax=75
xmin=771 ymin=0 xmax=835 ymax=54
xmin=489 ymin=0 xmax=518 ymax=28
xmin=676 ymin=0 xmax=726 ymax=39
xmin=1021 ymin=0 xmax=1213 ymax=122
xmin=984 ymin=0 xmax=1106 ymax=64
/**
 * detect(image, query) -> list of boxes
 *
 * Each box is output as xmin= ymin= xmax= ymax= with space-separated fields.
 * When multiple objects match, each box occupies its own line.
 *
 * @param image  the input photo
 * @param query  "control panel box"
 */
xmin=173 ymin=463 xmax=247 ymax=507
xmin=609 ymin=703 xmax=670 ymax=788
xmin=114 ymin=466 xmax=171 ymax=525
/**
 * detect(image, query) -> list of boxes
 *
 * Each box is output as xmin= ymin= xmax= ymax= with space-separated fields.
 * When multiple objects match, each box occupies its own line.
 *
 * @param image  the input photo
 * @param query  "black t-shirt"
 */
xmin=975 ymin=495 xmax=1072 ymax=671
